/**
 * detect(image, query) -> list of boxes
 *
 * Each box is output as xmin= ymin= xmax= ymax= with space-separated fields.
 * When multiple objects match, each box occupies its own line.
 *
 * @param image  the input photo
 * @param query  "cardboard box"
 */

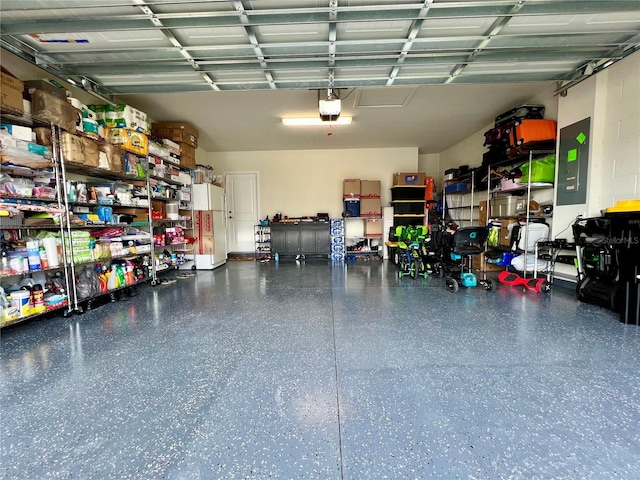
xmin=0 ymin=124 xmax=33 ymax=142
xmin=343 ymin=178 xmax=361 ymax=198
xmin=1 ymin=69 xmax=24 ymax=92
xmin=360 ymin=197 xmax=381 ymax=217
xmin=1 ymin=70 xmax=25 ymax=112
xmin=1 ymin=87 xmax=24 ymax=112
xmin=195 ymin=210 xmax=215 ymax=254
xmin=365 ymin=218 xmax=383 ymax=237
xmin=110 ymin=207 xmax=147 ymax=222
xmin=197 ymin=234 xmax=214 ymax=255
xmin=101 ymin=144 xmax=124 ymax=173
xmin=178 ymin=142 xmax=196 ymax=169
xmin=361 ymin=180 xmax=381 ymax=198
xmin=471 ymin=253 xmax=504 ymax=272
xmin=151 ymin=122 xmax=199 ymax=148
xmin=31 ymin=89 xmax=79 ymax=132
xmin=499 ymin=218 xmax=518 ymax=247
xmin=479 ymin=200 xmax=490 ymax=226
xmin=393 ymin=172 xmax=425 ymax=186
xmin=60 ymin=132 xmax=99 ymax=167
xmin=24 ymin=80 xmax=66 ymax=100
xmin=195 ymin=210 xmax=214 ymax=236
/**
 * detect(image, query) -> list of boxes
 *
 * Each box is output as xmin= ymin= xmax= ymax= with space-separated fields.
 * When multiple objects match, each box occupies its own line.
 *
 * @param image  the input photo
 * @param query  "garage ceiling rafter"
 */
xmin=0 ymin=0 xmax=639 ymax=95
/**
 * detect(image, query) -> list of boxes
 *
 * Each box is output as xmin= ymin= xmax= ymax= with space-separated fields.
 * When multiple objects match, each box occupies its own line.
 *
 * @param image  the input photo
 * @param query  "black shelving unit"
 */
xmin=255 ymin=224 xmax=271 ymax=258
xmin=390 ymin=185 xmax=426 ymax=227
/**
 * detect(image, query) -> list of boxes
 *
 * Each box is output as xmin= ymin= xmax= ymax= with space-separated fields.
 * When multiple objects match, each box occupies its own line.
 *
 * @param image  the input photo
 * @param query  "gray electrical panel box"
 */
xmin=557 ymin=117 xmax=590 ymax=206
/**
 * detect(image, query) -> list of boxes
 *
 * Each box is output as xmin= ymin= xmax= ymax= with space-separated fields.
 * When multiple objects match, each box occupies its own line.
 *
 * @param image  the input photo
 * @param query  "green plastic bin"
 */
xmin=520 ymin=155 xmax=556 ymax=183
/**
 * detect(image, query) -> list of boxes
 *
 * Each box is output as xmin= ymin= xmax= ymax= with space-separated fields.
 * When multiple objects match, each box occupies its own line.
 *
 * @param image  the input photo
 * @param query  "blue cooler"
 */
xmin=343 ymin=198 xmax=360 ymax=217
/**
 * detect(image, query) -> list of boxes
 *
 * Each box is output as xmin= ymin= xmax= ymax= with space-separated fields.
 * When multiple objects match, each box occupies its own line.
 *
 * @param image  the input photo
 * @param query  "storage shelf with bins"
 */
xmin=391 ymin=185 xmax=426 ymax=227
xmin=0 ymin=109 xmax=72 ymax=327
xmin=442 ymin=168 xmax=480 ymax=227
xmin=1 ymin=99 xmax=195 ymax=326
xmin=255 ymin=224 xmax=271 ymax=258
xmin=483 ymin=150 xmax=556 ymax=277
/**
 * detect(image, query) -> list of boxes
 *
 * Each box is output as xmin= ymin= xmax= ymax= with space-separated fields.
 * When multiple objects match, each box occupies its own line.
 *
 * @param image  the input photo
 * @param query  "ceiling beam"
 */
xmin=232 ymin=1 xmax=276 ymax=89
xmin=444 ymin=0 xmax=525 ymax=84
xmin=387 ymin=0 xmax=434 ymax=87
xmin=130 ymin=0 xmax=220 ymax=91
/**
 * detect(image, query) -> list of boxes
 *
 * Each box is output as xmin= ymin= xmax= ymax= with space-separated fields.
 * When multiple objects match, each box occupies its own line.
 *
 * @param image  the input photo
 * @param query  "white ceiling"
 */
xmin=1 ymin=0 xmax=639 ymax=153
xmin=120 ymin=82 xmax=553 ymax=153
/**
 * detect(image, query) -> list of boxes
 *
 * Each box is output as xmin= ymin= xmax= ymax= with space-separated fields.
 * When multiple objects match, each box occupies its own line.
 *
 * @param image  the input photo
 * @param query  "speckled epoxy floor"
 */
xmin=2 ymin=260 xmax=640 ymax=479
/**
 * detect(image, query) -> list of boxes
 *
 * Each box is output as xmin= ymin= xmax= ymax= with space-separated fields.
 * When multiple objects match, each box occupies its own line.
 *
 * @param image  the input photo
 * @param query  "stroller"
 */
xmin=443 ymin=226 xmax=494 ymax=292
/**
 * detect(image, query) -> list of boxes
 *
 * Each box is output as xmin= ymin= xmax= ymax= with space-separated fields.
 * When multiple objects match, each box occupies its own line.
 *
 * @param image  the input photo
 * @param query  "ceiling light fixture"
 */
xmin=282 ymin=117 xmax=352 ymax=126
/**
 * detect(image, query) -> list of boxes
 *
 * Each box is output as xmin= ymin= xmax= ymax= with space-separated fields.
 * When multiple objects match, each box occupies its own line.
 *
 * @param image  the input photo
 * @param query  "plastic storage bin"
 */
xmin=493 ymin=196 xmax=525 ymax=217
xmin=520 ymin=155 xmax=556 ymax=183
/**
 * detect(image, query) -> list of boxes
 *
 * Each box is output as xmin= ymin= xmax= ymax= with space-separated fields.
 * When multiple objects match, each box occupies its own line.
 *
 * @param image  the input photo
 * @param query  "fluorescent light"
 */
xmin=282 ymin=117 xmax=352 ymax=126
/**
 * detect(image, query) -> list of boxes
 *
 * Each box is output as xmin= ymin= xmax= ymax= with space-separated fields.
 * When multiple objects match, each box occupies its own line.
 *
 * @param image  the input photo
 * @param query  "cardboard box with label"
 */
xmin=195 ymin=210 xmax=214 ymax=236
xmin=393 ymin=172 xmax=425 ymax=186
xmin=1 ymin=69 xmax=25 ymax=113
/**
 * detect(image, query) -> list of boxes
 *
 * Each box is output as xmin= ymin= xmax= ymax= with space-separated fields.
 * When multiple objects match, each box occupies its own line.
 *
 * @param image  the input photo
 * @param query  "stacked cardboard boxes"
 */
xmin=343 ymin=179 xmax=381 ymax=217
xmin=151 ymin=122 xmax=199 ymax=169
xmin=360 ymin=180 xmax=381 ymax=217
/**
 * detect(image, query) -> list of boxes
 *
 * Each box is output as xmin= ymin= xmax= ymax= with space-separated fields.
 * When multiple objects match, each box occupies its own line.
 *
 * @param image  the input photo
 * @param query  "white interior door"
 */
xmin=225 ymin=172 xmax=258 ymax=253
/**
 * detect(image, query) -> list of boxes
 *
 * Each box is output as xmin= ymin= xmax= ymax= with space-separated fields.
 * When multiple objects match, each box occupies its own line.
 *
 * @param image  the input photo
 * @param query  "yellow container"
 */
xmin=10 ymin=290 xmax=31 ymax=318
xmin=2 ymin=305 xmax=20 ymax=324
xmin=606 ymin=200 xmax=640 ymax=213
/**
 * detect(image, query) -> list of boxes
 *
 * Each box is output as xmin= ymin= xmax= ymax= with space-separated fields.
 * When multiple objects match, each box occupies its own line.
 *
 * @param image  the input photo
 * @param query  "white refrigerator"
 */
xmin=192 ymin=184 xmax=227 ymax=269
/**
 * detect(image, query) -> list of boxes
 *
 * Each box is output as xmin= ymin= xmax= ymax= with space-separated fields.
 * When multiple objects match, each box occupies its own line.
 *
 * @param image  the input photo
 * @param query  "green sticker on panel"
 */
xmin=568 ymin=148 xmax=578 ymax=162
xmin=576 ymin=132 xmax=587 ymax=144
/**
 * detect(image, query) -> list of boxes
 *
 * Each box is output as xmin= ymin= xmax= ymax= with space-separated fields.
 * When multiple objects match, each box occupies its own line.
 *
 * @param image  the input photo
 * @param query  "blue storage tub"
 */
xmin=444 ymin=183 xmax=469 ymax=194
